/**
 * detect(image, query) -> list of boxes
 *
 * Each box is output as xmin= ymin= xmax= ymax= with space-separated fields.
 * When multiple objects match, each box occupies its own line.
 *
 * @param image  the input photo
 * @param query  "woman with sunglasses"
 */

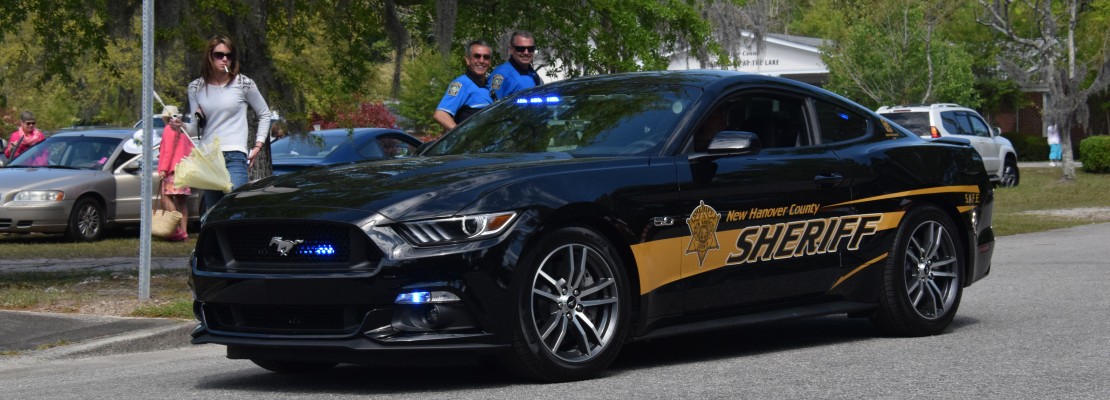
xmin=4 ymin=111 xmax=45 ymax=160
xmin=432 ymin=40 xmax=494 ymax=132
xmin=183 ymin=36 xmax=272 ymax=208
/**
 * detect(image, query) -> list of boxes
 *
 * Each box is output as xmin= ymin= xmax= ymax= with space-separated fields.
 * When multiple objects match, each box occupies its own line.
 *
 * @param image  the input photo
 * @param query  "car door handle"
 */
xmin=814 ymin=173 xmax=844 ymax=187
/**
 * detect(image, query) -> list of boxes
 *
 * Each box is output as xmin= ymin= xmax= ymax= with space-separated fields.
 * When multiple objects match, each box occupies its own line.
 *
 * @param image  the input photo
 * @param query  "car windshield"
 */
xmin=882 ymin=112 xmax=930 ymax=136
xmin=7 ymin=136 xmax=121 ymax=169
xmin=425 ymin=82 xmax=699 ymax=157
xmin=271 ymin=133 xmax=351 ymax=160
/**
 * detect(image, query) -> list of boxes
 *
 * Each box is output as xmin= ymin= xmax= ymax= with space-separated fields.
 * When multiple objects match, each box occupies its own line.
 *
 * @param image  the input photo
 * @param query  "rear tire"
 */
xmin=66 ymin=198 xmax=104 ymax=242
xmin=502 ymin=226 xmax=630 ymax=382
xmin=872 ymin=206 xmax=964 ymax=336
xmin=250 ymin=359 xmax=337 ymax=374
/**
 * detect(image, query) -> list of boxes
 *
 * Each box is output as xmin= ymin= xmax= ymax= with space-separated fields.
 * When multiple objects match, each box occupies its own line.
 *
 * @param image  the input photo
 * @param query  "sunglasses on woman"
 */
xmin=212 ymin=51 xmax=234 ymax=60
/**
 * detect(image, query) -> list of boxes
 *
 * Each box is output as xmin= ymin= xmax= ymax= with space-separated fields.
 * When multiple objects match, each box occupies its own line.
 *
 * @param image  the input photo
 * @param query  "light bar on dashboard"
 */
xmin=515 ymin=96 xmax=561 ymax=105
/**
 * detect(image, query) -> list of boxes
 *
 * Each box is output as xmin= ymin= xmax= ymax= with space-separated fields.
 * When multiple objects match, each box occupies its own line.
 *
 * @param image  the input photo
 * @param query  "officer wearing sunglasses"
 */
xmin=433 ymin=40 xmax=495 ymax=132
xmin=489 ymin=30 xmax=544 ymax=101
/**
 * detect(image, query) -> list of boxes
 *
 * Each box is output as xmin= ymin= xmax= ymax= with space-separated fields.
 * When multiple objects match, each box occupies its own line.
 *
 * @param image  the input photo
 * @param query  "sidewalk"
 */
xmin=0 ymin=310 xmax=194 ymax=359
xmin=1 ymin=257 xmax=193 ymax=360
xmin=0 ymin=256 xmax=188 ymax=275
xmin=1019 ymin=161 xmax=1083 ymax=168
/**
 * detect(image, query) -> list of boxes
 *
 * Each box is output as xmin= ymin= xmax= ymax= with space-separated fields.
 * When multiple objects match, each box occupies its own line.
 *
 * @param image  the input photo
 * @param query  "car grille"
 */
xmin=226 ymin=224 xmax=353 ymax=263
xmin=202 ymin=304 xmax=368 ymax=336
xmin=195 ymin=221 xmax=382 ymax=274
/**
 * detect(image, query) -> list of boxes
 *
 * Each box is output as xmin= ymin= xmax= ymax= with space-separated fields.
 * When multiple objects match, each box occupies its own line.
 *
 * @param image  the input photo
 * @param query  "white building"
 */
xmin=534 ymin=32 xmax=830 ymax=86
xmin=668 ymin=32 xmax=830 ymax=86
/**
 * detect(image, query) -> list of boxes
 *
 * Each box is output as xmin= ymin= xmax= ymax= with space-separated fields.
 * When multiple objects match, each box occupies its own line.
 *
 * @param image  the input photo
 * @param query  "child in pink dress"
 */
xmin=157 ymin=107 xmax=196 ymax=242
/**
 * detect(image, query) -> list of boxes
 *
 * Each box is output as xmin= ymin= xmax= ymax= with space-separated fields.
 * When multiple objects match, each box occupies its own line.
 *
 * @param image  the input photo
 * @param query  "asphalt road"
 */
xmin=1 ymin=223 xmax=1108 ymax=399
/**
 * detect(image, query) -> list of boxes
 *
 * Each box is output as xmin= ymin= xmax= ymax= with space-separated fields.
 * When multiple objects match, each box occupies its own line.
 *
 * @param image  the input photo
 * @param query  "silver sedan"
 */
xmin=0 ymin=128 xmax=203 ymax=241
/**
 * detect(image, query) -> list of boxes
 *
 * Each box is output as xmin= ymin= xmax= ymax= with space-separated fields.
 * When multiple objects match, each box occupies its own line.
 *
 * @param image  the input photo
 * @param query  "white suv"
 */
xmin=877 ymin=103 xmax=1019 ymax=187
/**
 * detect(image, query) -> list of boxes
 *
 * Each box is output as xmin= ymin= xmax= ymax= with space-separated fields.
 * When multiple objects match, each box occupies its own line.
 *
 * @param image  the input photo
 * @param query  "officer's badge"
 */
xmin=685 ymin=200 xmax=721 ymax=267
xmin=447 ymin=82 xmax=462 ymax=96
xmin=491 ymin=74 xmax=504 ymax=90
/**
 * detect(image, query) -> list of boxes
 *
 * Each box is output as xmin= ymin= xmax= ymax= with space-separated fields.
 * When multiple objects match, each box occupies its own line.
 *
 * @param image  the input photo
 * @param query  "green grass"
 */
xmin=130 ymin=299 xmax=193 ymax=319
xmin=992 ymin=167 xmax=1110 ymax=236
xmin=0 ymin=228 xmax=194 ymax=259
xmin=0 ymin=269 xmax=193 ymax=319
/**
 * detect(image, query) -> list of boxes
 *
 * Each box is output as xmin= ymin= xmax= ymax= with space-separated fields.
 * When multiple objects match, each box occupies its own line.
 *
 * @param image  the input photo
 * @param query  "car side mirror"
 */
xmin=992 ymin=126 xmax=1002 ymax=137
xmin=690 ymin=131 xmax=763 ymax=161
xmin=122 ymin=158 xmax=142 ymax=173
xmin=708 ymin=131 xmax=762 ymax=155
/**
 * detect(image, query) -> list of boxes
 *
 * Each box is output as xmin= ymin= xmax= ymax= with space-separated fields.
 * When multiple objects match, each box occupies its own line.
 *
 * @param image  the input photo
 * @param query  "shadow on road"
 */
xmin=191 ymin=314 xmax=980 ymax=393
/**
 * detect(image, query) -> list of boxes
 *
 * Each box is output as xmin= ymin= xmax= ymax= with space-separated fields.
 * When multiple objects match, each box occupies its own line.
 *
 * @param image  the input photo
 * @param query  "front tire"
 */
xmin=999 ymin=158 xmax=1019 ymax=187
xmin=872 ymin=206 xmax=963 ymax=336
xmin=66 ymin=198 xmax=104 ymax=242
xmin=503 ymin=226 xmax=630 ymax=382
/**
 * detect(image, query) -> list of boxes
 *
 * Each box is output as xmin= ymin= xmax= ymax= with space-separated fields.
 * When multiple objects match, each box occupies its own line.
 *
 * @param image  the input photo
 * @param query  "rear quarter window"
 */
xmin=815 ymin=101 xmax=869 ymax=143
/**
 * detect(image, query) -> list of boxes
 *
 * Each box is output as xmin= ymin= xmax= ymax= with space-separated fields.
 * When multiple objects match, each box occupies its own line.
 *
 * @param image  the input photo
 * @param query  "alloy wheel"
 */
xmin=902 ymin=220 xmax=960 ymax=319
xmin=529 ymin=243 xmax=620 ymax=363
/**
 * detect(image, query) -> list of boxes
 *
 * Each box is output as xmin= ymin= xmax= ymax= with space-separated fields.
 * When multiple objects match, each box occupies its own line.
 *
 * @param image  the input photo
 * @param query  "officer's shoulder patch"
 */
xmin=491 ymin=74 xmax=504 ymax=90
xmin=447 ymin=82 xmax=462 ymax=96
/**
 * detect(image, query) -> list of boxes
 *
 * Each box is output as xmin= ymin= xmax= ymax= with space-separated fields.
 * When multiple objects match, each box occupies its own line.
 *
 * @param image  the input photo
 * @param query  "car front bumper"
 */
xmin=0 ymin=200 xmax=73 ymax=233
xmin=189 ymin=216 xmax=536 ymax=361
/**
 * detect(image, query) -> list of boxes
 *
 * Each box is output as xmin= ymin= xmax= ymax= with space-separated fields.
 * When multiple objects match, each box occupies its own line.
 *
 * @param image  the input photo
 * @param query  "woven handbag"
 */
xmin=151 ymin=182 xmax=182 ymax=238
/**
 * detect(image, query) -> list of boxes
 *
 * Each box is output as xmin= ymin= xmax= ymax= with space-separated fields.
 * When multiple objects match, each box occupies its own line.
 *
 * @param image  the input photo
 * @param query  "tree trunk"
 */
xmin=384 ymin=0 xmax=408 ymax=100
xmin=435 ymin=0 xmax=457 ymax=57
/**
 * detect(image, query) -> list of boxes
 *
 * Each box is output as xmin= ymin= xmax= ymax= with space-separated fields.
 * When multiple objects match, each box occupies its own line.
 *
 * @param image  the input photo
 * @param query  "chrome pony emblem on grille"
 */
xmin=269 ymin=236 xmax=304 ymax=256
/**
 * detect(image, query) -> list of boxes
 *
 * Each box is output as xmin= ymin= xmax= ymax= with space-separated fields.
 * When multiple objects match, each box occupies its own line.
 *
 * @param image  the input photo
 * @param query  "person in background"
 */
xmin=185 ymin=36 xmax=271 ymax=208
xmin=5 ymin=111 xmax=45 ymax=160
xmin=490 ymin=30 xmax=543 ymax=101
xmin=158 ymin=105 xmax=195 ymax=242
xmin=432 ymin=40 xmax=494 ymax=132
xmin=1046 ymin=123 xmax=1062 ymax=167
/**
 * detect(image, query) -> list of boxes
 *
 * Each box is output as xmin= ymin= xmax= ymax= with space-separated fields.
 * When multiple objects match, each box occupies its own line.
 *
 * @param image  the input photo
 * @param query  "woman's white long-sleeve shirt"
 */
xmin=187 ymin=74 xmax=272 ymax=154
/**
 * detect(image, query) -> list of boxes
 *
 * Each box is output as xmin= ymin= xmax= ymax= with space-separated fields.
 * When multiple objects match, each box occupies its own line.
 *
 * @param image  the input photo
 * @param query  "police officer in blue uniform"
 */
xmin=433 ymin=40 xmax=494 ymax=131
xmin=489 ymin=31 xmax=543 ymax=101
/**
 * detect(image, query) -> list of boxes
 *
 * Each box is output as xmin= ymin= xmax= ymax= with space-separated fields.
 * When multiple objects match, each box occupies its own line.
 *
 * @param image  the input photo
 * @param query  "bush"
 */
xmin=1080 ymin=136 xmax=1110 ymax=173
xmin=1003 ymin=132 xmax=1048 ymax=161
xmin=309 ymin=101 xmax=397 ymax=130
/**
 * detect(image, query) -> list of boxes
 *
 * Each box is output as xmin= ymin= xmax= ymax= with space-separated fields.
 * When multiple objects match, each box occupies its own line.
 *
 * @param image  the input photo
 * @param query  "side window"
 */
xmin=968 ymin=114 xmax=991 ymax=137
xmin=953 ymin=112 xmax=974 ymax=135
xmin=690 ymin=91 xmax=808 ymax=152
xmin=940 ymin=111 xmax=960 ymax=135
xmin=813 ymin=100 xmax=869 ymax=143
xmin=376 ymin=137 xmax=417 ymax=159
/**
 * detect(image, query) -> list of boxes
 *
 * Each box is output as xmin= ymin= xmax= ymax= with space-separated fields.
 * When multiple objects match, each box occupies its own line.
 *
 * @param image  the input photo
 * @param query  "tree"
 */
xmin=1 ymin=0 xmax=720 ymax=139
xmin=978 ymin=0 xmax=1110 ymax=181
xmin=818 ymin=1 xmax=977 ymax=109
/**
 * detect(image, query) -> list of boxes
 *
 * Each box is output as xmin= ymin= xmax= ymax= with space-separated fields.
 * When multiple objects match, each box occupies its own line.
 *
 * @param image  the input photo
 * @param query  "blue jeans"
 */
xmin=203 ymin=151 xmax=248 ymax=209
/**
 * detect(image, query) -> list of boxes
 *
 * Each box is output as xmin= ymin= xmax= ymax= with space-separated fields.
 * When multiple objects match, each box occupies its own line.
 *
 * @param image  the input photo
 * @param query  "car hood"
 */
xmin=0 ymin=167 xmax=103 ymax=192
xmin=219 ymin=153 xmax=623 ymax=222
xmin=270 ymin=159 xmax=326 ymax=176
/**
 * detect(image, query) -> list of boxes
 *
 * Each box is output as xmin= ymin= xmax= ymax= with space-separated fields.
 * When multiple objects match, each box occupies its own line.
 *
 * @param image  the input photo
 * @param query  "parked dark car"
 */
xmin=269 ymin=128 xmax=422 ymax=175
xmin=189 ymin=71 xmax=995 ymax=381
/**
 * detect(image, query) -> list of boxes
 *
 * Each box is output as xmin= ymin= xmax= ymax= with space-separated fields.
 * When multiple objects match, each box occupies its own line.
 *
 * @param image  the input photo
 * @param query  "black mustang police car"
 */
xmin=189 ymin=70 xmax=994 ymax=382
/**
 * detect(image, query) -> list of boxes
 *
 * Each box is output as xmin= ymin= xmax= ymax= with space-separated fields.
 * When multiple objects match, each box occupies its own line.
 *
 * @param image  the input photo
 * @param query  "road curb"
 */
xmin=34 ymin=320 xmax=196 ymax=360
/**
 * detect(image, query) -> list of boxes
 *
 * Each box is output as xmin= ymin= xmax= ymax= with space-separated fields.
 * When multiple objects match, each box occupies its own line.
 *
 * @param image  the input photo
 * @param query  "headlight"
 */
xmin=14 ymin=190 xmax=65 ymax=202
xmin=395 ymin=211 xmax=517 ymax=246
